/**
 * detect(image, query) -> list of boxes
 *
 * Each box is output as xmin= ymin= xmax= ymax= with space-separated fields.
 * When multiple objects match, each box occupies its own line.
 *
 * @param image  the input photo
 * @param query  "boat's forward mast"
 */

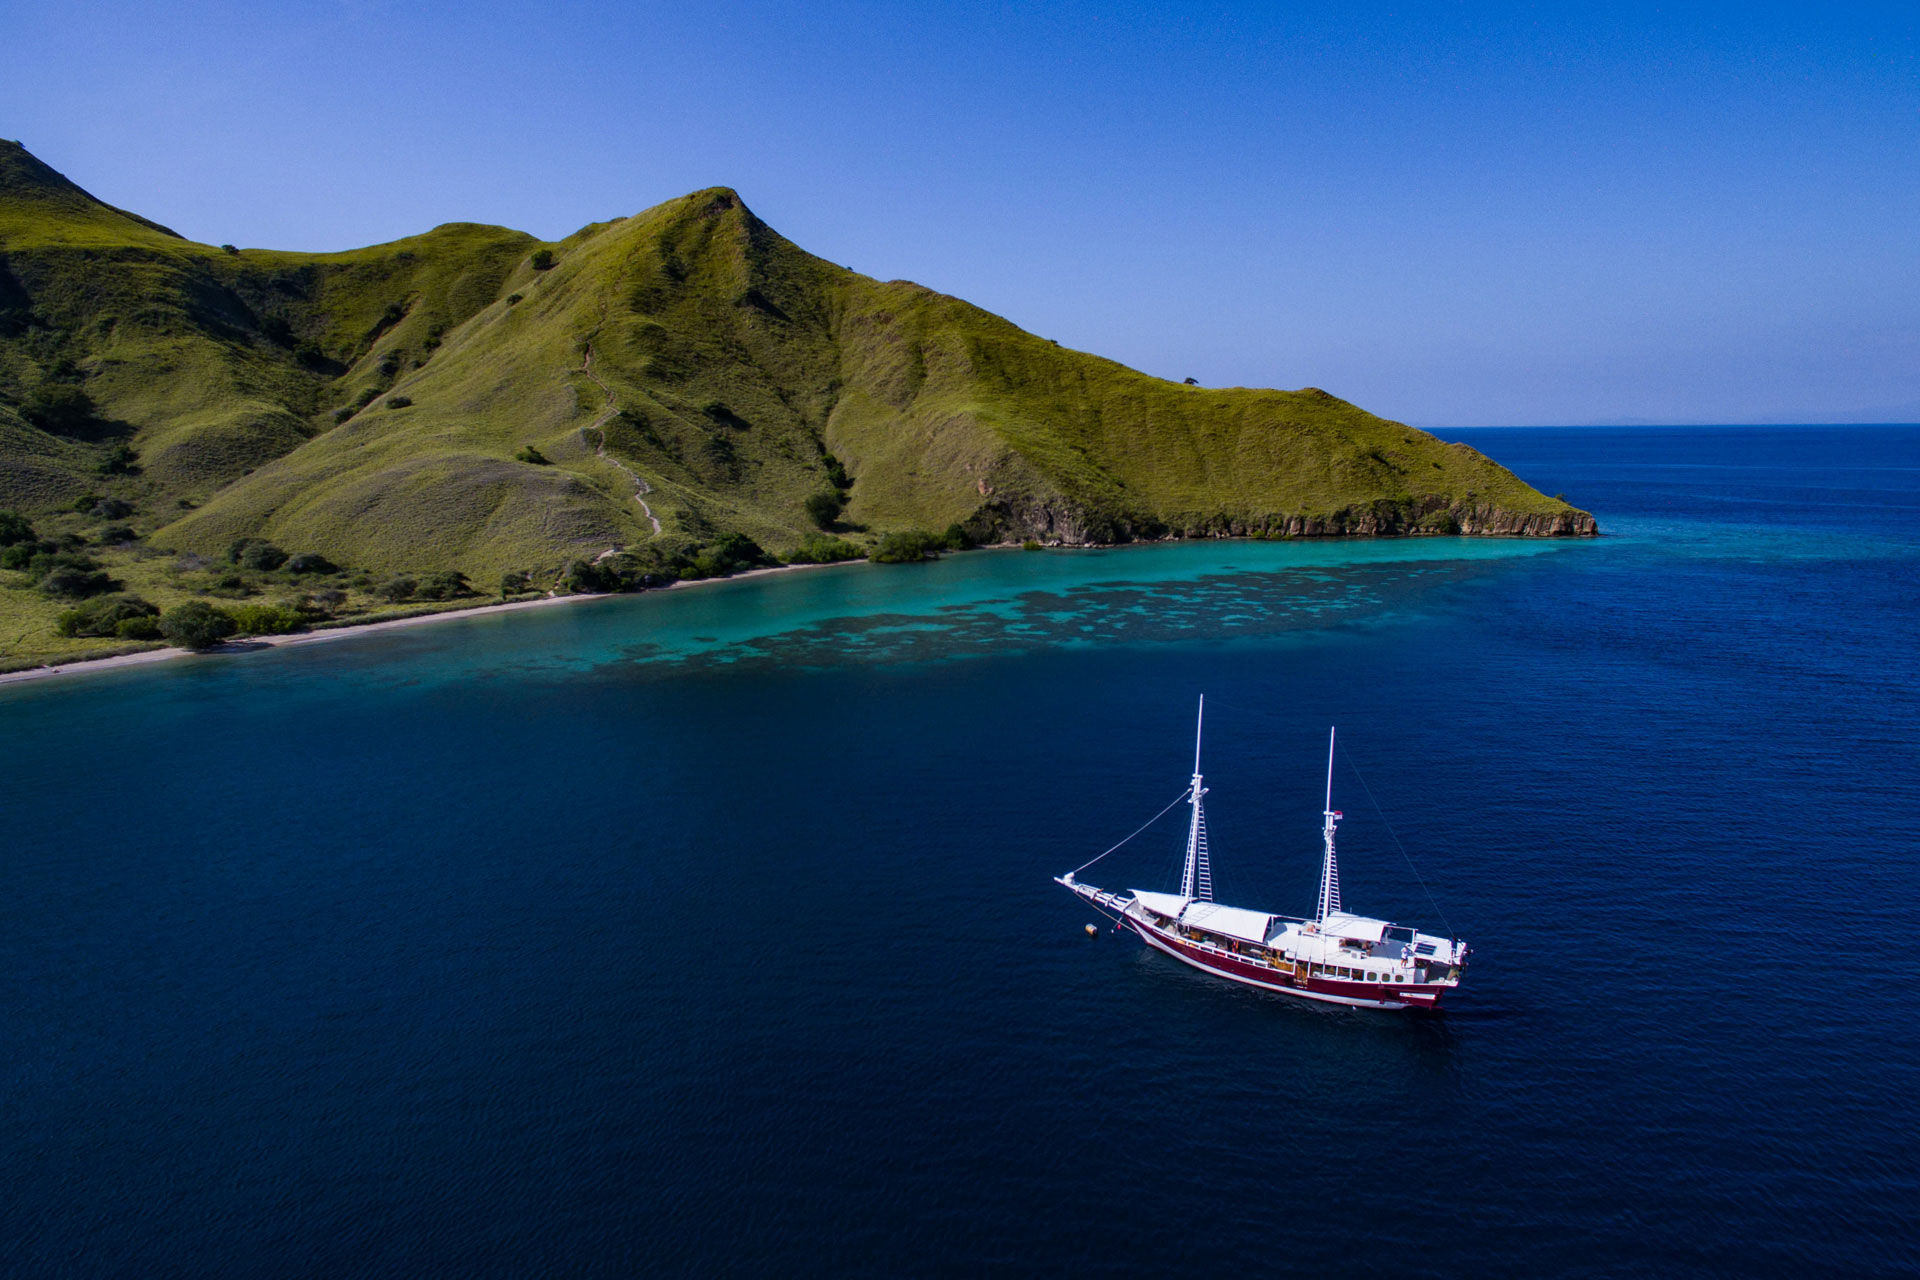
xmin=1317 ymin=726 xmax=1343 ymax=923
xmin=1180 ymin=696 xmax=1213 ymax=902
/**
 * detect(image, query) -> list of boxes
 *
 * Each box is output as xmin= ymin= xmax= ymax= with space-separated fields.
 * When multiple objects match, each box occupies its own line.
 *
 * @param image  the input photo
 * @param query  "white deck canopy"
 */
xmin=1320 ymin=911 xmax=1391 ymax=942
xmin=1181 ymin=901 xmax=1275 ymax=946
xmin=1130 ymin=890 xmax=1192 ymax=919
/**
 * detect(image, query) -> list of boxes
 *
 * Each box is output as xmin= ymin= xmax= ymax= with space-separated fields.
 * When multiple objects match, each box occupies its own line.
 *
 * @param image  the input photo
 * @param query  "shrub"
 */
xmin=229 ymin=539 xmax=288 ymax=571
xmin=97 ymin=444 xmax=138 ymax=475
xmin=940 ymin=522 xmax=975 ymax=550
xmin=529 ymin=249 xmax=555 ymax=271
xmin=821 ymin=454 xmax=851 ymax=490
xmin=89 ymin=497 xmax=133 ymax=519
xmin=364 ymin=303 xmax=405 ymax=342
xmin=0 ymin=511 xmax=34 ymax=546
xmin=308 ymin=588 xmax=347 ymax=615
xmin=869 ymin=530 xmax=942 ymax=564
xmin=506 ymin=293 xmax=523 ymax=306
xmin=786 ymin=533 xmax=864 ymax=565
xmin=415 ymin=570 xmax=470 ymax=600
xmin=377 ymin=352 xmax=403 ymax=379
xmin=221 ymin=244 xmax=238 ymax=255
xmin=287 ymin=552 xmax=338 ymax=574
xmin=71 ymin=493 xmax=103 ymax=513
xmin=515 ymin=445 xmax=550 ymax=465
xmin=563 ymin=559 xmax=616 ymax=594
xmin=332 ymin=407 xmax=355 ymax=424
xmin=1022 ymin=540 xmax=1043 ymax=551
xmin=384 ymin=396 xmax=412 ymax=409
xmin=115 ymin=615 xmax=162 ymax=640
xmin=226 ymin=602 xmax=303 ymax=636
xmin=354 ymin=387 xmax=380 ymax=408
xmin=159 ymin=600 xmax=237 ymax=650
xmin=500 ymin=570 xmax=533 ymax=596
xmin=39 ymin=564 xmax=115 ymax=599
xmin=23 ymin=383 xmax=96 ymax=433
xmin=377 ymin=576 xmax=417 ymax=603
xmin=802 ymin=491 xmax=844 ymax=529
xmin=54 ymin=594 xmax=159 ymax=638
xmin=97 ymin=524 xmax=138 ymax=545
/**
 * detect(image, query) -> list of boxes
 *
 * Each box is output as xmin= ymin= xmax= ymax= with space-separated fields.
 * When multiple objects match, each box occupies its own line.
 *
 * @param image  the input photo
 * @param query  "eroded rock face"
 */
xmin=971 ymin=492 xmax=1598 ymax=546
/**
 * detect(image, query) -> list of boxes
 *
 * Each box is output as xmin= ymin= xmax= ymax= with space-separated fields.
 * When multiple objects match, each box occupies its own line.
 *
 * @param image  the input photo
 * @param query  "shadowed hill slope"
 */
xmin=0 ymin=141 xmax=1592 ymax=585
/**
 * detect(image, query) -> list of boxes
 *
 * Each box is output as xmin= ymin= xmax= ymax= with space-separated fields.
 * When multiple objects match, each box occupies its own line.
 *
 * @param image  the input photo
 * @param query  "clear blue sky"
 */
xmin=5 ymin=1 xmax=1915 ymax=425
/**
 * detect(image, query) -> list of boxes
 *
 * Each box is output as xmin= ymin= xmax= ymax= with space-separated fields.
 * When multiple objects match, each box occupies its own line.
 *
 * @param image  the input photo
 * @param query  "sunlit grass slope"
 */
xmin=1 ymin=140 xmax=1592 ymax=591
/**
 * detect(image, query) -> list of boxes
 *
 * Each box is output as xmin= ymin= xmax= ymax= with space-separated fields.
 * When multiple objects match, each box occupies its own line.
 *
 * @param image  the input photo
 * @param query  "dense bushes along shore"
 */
xmin=4 ymin=502 xmax=990 ymax=657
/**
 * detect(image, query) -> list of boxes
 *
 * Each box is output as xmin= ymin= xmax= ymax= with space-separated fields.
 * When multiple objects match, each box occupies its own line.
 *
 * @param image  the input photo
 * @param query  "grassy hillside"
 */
xmin=0 ymin=140 xmax=1592 ymax=663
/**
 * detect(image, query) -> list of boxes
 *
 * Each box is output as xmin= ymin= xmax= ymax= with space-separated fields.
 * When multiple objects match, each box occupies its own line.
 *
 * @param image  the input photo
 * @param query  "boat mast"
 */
xmin=1317 ymin=726 xmax=1342 ymax=921
xmin=1180 ymin=696 xmax=1213 ymax=902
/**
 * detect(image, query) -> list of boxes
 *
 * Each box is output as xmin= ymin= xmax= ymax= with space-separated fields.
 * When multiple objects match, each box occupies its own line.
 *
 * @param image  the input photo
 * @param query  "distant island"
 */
xmin=0 ymin=140 xmax=1593 ymax=670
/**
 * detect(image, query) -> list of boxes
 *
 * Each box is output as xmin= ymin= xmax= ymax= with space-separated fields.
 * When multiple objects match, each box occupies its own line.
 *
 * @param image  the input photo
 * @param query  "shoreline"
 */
xmin=0 ymin=560 xmax=853 ymax=689
xmin=0 ymin=526 xmax=1593 ymax=690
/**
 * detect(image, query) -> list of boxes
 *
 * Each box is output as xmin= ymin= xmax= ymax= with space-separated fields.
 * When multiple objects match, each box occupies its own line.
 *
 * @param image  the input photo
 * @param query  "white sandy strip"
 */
xmin=0 ymin=560 xmax=855 ymax=688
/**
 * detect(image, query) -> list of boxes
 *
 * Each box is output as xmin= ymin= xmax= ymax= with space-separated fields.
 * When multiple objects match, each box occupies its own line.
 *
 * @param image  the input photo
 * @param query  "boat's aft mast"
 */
xmin=1317 ymin=726 xmax=1342 ymax=922
xmin=1180 ymin=696 xmax=1213 ymax=902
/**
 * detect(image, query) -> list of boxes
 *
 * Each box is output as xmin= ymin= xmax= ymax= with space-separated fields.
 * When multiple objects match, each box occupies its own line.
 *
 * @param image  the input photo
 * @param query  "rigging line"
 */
xmin=1338 ymin=743 xmax=1456 ymax=940
xmin=1066 ymin=786 xmax=1195 ymax=878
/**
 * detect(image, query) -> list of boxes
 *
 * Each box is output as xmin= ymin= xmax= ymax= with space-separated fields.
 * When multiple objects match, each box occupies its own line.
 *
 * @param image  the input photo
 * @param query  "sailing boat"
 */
xmin=1056 ymin=698 xmax=1468 ymax=1009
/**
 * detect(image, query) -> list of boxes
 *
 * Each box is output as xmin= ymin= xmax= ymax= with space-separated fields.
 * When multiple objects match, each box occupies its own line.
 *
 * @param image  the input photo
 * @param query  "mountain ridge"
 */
xmin=0 ymin=141 xmax=1593 ymax=594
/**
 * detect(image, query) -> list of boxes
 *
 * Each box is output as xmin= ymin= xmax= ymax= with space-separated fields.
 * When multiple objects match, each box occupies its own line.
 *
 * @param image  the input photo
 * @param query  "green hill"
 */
xmin=0 ymin=140 xmax=1592 ymax=663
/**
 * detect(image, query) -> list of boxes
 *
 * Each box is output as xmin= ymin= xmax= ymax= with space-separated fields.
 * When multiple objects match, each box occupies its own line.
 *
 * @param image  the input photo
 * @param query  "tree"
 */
xmin=0 ymin=510 xmax=34 ymax=546
xmin=803 ymin=491 xmax=844 ymax=529
xmin=226 ymin=602 xmax=302 ymax=635
xmin=869 ymin=530 xmax=941 ymax=564
xmin=562 ymin=559 xmax=614 ymax=593
xmin=710 ymin=533 xmax=769 ymax=570
xmin=38 ymin=564 xmax=115 ymax=599
xmin=500 ymin=570 xmax=533 ymax=597
xmin=235 ymin=540 xmax=288 ymax=571
xmin=514 ymin=444 xmax=550 ymax=465
xmin=787 ymin=534 xmax=863 ymax=565
xmin=23 ymin=383 xmax=96 ymax=433
xmin=97 ymin=444 xmax=138 ymax=475
xmin=159 ymin=600 xmax=237 ymax=650
xmin=415 ymin=570 xmax=470 ymax=600
xmin=529 ymin=249 xmax=555 ymax=271
xmin=287 ymin=552 xmax=337 ymax=574
xmin=54 ymin=594 xmax=158 ymax=638
xmin=377 ymin=576 xmax=417 ymax=603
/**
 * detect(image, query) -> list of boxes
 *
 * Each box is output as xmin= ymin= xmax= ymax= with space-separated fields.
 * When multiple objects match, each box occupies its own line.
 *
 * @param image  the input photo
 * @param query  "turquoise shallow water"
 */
xmin=3 ymin=426 xmax=1917 ymax=1276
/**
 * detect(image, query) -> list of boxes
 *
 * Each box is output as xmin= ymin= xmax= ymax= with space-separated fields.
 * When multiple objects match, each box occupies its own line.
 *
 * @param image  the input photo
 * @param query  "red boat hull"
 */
xmin=1127 ymin=916 xmax=1445 ymax=1010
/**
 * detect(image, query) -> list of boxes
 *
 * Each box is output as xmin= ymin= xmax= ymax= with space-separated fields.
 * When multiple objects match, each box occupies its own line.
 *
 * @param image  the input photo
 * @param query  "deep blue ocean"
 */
xmin=3 ymin=426 xmax=1917 ymax=1277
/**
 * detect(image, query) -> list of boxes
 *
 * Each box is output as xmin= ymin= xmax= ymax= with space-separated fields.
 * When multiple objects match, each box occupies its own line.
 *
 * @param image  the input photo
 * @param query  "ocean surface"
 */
xmin=3 ymin=425 xmax=1917 ymax=1277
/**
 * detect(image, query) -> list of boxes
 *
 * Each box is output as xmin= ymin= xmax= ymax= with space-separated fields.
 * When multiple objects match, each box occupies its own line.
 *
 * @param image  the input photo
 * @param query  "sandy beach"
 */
xmin=0 ymin=560 xmax=853 ymax=689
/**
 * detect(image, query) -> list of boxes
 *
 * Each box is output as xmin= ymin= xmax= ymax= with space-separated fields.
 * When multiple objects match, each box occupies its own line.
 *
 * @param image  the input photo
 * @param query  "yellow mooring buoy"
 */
xmin=1085 ymin=923 xmax=1098 ymax=937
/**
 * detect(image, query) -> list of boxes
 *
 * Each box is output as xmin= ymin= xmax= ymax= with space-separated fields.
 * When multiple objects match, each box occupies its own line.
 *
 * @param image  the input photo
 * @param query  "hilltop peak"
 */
xmin=0 ymin=139 xmax=183 ymax=239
